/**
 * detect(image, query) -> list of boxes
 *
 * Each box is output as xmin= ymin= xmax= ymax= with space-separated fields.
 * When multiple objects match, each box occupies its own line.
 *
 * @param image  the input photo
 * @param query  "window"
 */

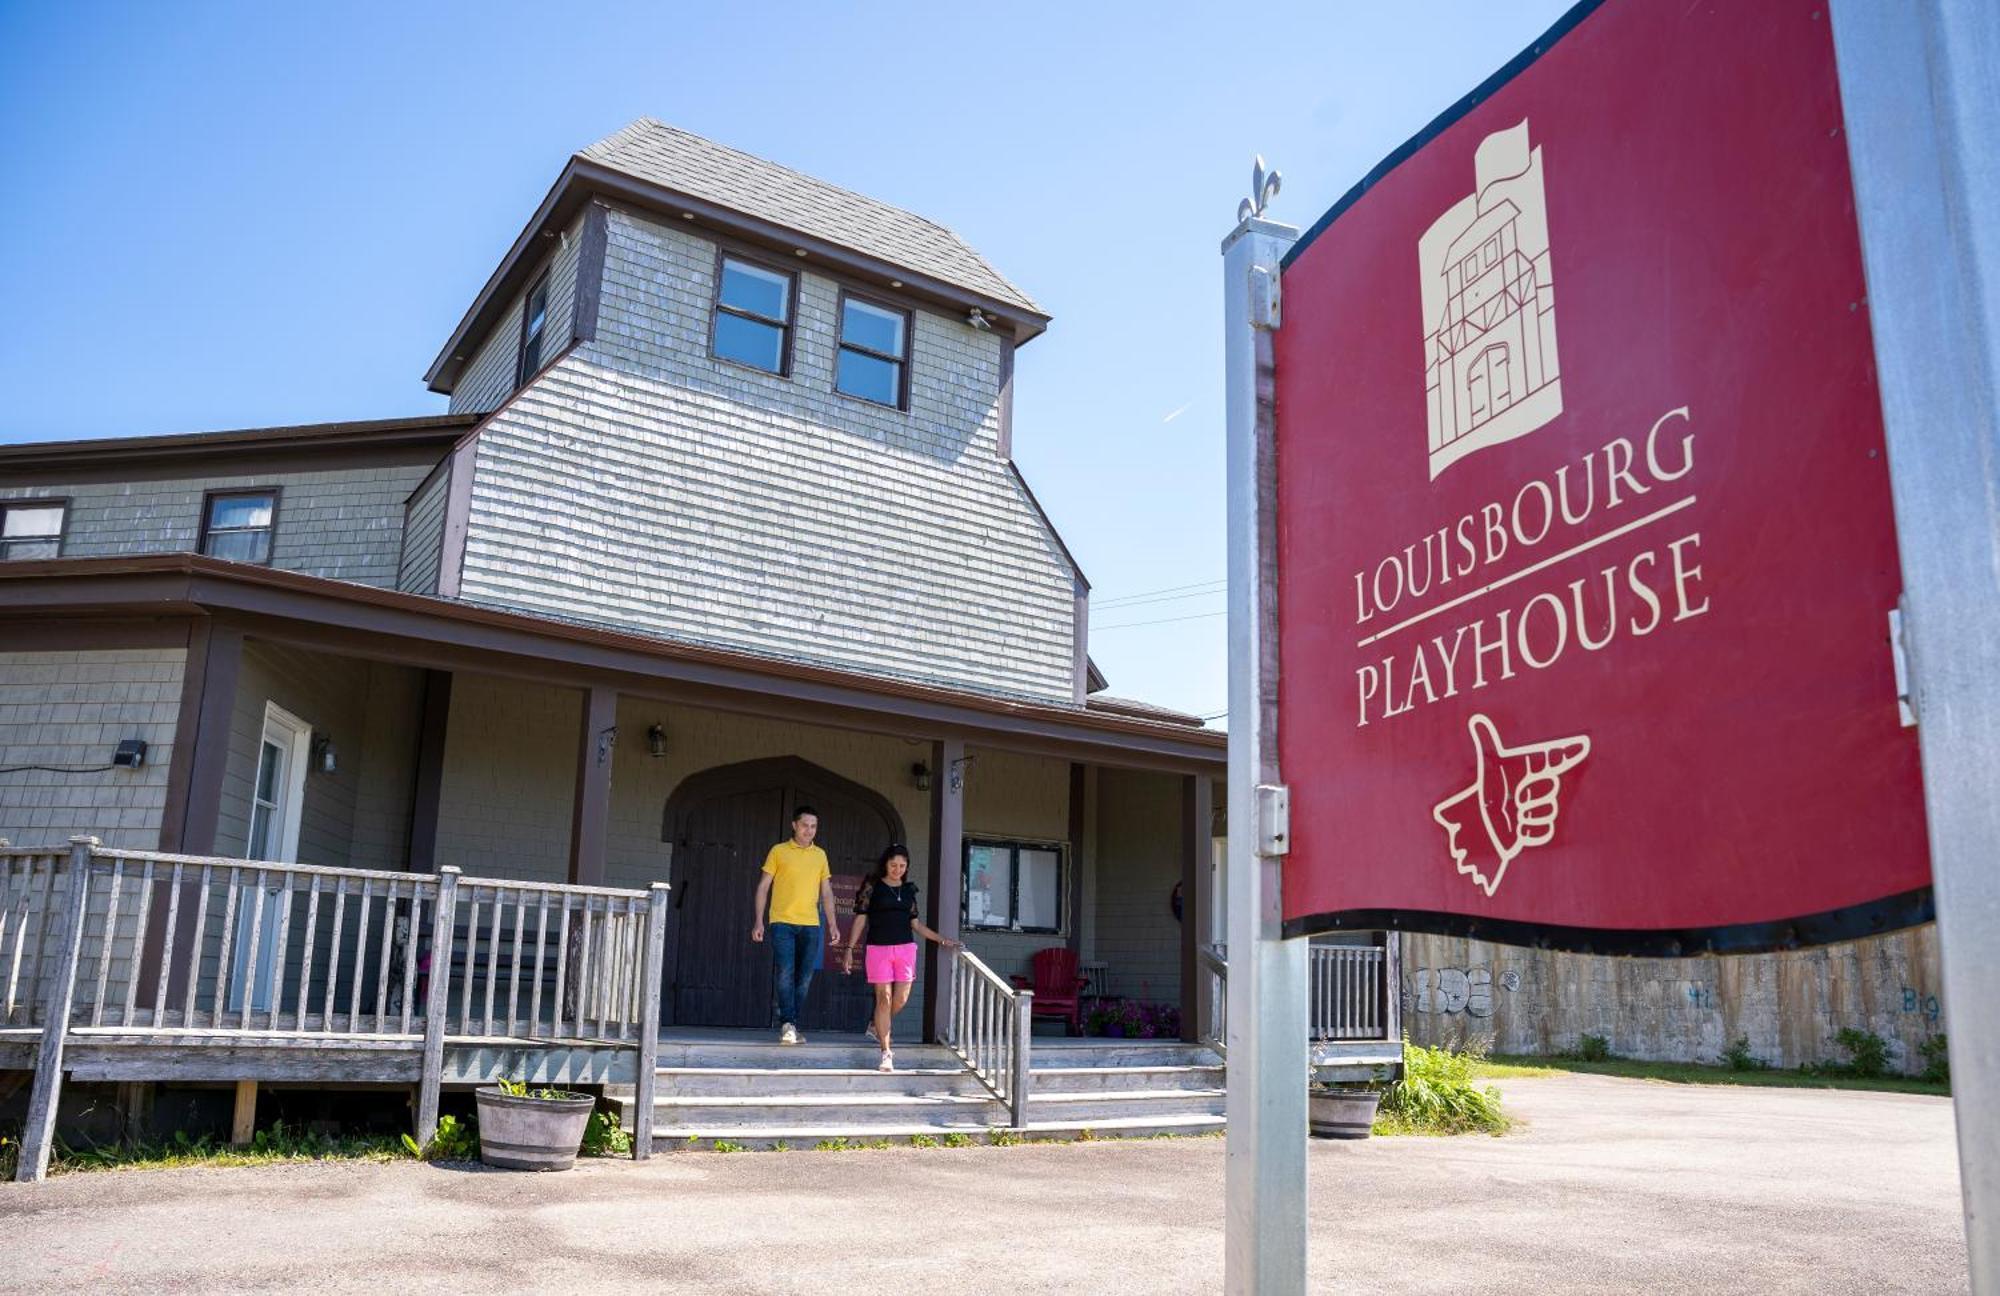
xmin=0 ymin=500 xmax=65 ymax=560
xmin=200 ymin=490 xmax=278 ymax=564
xmin=712 ymin=255 xmax=795 ymax=375
xmin=836 ymin=293 xmax=911 ymax=409
xmin=515 ymin=271 xmax=551 ymax=388
xmin=963 ymin=839 xmax=1066 ymax=934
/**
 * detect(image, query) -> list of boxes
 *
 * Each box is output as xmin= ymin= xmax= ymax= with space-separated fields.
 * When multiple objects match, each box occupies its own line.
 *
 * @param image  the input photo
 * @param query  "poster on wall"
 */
xmin=1272 ymin=0 xmax=1930 ymax=953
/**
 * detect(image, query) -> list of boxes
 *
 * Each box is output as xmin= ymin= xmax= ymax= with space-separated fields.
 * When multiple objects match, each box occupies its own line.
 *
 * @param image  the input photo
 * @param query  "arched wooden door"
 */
xmin=662 ymin=757 xmax=904 ymax=1031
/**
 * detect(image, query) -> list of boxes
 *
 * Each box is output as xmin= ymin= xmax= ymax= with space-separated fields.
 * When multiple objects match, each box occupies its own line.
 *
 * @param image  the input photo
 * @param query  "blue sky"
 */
xmin=0 ymin=0 xmax=1573 ymax=723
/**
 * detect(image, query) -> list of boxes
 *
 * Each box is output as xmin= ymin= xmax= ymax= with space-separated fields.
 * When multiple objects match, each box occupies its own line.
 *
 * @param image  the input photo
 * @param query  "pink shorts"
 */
xmin=864 ymin=942 xmax=918 ymax=984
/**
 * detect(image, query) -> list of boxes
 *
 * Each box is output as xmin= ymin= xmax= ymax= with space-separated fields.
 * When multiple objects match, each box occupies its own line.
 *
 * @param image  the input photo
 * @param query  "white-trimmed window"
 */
xmin=201 ymin=489 xmax=278 ymax=564
xmin=963 ymin=838 xmax=1065 ymax=934
xmin=835 ymin=293 xmax=910 ymax=409
xmin=1 ymin=500 xmax=65 ymax=560
xmin=712 ymin=255 xmax=795 ymax=375
xmin=515 ymin=270 xmax=551 ymax=388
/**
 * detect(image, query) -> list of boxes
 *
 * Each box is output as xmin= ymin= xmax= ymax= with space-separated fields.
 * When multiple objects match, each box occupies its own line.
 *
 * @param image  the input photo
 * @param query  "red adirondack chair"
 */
xmin=1010 ymin=947 xmax=1089 ymax=1036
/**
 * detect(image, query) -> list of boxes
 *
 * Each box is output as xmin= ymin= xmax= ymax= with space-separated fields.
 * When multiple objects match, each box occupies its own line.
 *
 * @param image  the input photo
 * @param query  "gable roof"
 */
xmin=0 ymin=413 xmax=477 ymax=484
xmin=426 ymin=120 xmax=1050 ymax=394
xmin=583 ymin=120 xmax=1041 ymax=317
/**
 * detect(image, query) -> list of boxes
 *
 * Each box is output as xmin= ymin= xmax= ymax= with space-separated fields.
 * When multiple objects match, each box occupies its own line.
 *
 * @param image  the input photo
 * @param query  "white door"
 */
xmin=230 ymin=703 xmax=311 ymax=1013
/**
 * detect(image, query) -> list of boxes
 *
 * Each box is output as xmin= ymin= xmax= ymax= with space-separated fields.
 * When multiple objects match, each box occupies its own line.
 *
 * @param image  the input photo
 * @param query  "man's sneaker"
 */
xmin=865 ymin=1022 xmax=879 ymax=1045
xmin=779 ymin=1023 xmax=799 ymax=1045
xmin=877 ymin=1050 xmax=894 ymax=1073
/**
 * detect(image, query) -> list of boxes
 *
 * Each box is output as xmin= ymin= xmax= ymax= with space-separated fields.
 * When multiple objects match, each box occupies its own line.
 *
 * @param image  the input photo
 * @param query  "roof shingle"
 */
xmin=581 ymin=119 xmax=1042 ymax=317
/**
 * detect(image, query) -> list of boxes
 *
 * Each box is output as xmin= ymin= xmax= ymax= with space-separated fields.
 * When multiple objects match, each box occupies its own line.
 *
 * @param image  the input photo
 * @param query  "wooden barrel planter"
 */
xmin=474 ymin=1087 xmax=597 ymax=1170
xmin=1307 ymin=1088 xmax=1381 ymax=1139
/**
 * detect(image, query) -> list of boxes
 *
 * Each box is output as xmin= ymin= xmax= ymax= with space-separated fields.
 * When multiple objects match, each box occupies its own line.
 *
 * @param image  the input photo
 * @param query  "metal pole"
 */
xmin=1827 ymin=2 xmax=2000 ymax=1287
xmin=1223 ymin=198 xmax=1310 ymax=1293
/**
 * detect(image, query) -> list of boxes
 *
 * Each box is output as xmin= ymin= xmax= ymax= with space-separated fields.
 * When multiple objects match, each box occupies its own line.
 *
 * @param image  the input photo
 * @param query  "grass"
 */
xmin=25 ymin=1123 xmax=410 ymax=1176
xmin=1368 ymin=1041 xmax=1511 ymax=1137
xmin=1477 ymin=1053 xmax=1951 ymax=1097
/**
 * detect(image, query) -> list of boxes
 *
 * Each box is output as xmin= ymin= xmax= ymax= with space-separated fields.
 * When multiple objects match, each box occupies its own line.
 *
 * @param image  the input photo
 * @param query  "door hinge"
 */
xmin=1889 ymin=605 xmax=1917 ymax=727
xmin=1255 ymin=783 xmax=1291 ymax=856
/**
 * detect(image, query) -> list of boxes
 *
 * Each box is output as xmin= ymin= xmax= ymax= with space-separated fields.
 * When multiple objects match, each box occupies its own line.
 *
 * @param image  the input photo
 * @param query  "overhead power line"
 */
xmin=1091 ymin=609 xmax=1228 ymax=632
xmin=1093 ymin=577 xmax=1227 ymax=609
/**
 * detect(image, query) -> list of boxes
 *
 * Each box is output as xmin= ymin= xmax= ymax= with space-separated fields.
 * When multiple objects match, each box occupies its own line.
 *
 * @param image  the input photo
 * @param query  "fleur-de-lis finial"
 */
xmin=1238 ymin=155 xmax=1282 ymax=224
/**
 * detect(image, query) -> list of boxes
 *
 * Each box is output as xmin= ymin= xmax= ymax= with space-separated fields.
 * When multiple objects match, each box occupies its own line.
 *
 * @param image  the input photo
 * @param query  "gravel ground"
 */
xmin=0 ymin=1074 xmax=1969 ymax=1294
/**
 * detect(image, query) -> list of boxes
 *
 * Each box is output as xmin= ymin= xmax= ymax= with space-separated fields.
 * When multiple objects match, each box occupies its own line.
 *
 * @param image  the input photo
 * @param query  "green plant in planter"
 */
xmin=496 ymin=1078 xmax=590 ymax=1102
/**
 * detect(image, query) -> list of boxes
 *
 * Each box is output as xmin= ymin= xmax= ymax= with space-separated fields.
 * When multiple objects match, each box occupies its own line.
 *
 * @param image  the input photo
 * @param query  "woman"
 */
xmin=842 ymin=843 xmax=956 ymax=1071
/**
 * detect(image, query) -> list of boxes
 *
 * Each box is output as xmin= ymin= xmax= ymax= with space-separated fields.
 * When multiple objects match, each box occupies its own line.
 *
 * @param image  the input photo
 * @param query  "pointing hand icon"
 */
xmin=1435 ymin=714 xmax=1591 ymax=897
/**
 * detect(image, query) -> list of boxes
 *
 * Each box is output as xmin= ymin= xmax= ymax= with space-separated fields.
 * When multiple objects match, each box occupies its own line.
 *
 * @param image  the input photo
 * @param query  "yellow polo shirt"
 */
xmin=762 ymin=841 xmax=831 ymax=927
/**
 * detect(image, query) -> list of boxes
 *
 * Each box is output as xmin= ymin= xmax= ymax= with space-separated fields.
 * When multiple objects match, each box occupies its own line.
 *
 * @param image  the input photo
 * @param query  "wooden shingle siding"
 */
xmin=1090 ymin=767 xmax=1187 ymax=1004
xmin=398 ymin=462 xmax=450 ymax=594
xmin=454 ymin=210 xmax=1078 ymax=703
xmin=0 ymin=465 xmax=434 ymax=588
xmin=0 ymin=648 xmax=184 ymax=849
xmin=448 ymin=213 xmax=585 ymax=416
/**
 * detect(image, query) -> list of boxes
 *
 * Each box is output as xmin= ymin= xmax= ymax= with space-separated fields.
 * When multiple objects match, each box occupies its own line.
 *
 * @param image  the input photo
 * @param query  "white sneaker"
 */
xmin=865 ymin=1022 xmax=879 ymax=1045
xmin=779 ymin=1023 xmax=799 ymax=1045
xmin=877 ymin=1050 xmax=894 ymax=1072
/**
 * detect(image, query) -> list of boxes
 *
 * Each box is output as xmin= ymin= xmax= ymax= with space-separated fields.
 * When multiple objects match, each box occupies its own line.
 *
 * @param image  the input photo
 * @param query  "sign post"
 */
xmin=1222 ymin=179 xmax=1309 ymax=1295
xmin=1827 ymin=1 xmax=2000 ymax=1285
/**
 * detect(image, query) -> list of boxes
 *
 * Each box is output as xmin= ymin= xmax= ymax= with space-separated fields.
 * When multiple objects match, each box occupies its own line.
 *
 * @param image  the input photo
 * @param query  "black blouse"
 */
xmin=855 ymin=879 xmax=920 ymax=946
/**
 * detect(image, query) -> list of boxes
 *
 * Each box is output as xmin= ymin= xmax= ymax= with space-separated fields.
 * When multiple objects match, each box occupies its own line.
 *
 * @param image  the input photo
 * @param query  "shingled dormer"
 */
xmin=409 ymin=120 xmax=1088 ymax=705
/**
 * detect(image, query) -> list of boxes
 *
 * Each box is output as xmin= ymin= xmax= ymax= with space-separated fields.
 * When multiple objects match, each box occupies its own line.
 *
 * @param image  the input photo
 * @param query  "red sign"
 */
xmin=1273 ymin=0 xmax=1929 ymax=952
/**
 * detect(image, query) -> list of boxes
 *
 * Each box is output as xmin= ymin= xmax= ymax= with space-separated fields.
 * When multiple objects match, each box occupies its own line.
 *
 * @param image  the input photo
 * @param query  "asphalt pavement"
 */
xmin=0 ymin=1074 xmax=1968 ymax=1294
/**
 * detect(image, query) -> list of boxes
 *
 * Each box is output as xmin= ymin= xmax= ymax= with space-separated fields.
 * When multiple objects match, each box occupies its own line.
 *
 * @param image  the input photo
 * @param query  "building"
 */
xmin=0 ymin=118 xmax=1242 ymax=1041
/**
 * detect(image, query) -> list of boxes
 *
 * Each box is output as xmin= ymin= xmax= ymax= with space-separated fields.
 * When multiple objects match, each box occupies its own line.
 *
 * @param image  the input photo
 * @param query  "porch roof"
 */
xmin=0 ymin=554 xmax=1224 ymax=772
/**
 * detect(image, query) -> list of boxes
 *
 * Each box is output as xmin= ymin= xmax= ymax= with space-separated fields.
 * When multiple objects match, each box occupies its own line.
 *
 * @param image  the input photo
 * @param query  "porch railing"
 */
xmin=7 ymin=838 xmax=669 ymax=1183
xmin=1200 ymin=936 xmax=1400 ymax=1048
xmin=940 ymin=946 xmax=1032 ymax=1128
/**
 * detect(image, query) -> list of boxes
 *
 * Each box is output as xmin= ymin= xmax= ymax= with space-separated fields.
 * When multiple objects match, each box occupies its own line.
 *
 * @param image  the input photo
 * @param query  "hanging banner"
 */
xmin=1273 ymin=0 xmax=1930 ymax=953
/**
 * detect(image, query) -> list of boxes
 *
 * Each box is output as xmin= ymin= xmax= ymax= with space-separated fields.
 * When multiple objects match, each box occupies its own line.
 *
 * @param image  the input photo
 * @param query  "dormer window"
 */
xmin=712 ymin=255 xmax=795 ymax=375
xmin=0 ymin=500 xmax=65 ymax=560
xmin=515 ymin=272 xmax=551 ymax=388
xmin=200 ymin=489 xmax=278 ymax=564
xmin=836 ymin=293 xmax=910 ymax=409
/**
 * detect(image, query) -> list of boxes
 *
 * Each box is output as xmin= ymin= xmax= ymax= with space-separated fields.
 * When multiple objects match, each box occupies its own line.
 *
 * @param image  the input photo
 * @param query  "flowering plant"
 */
xmin=1084 ymin=999 xmax=1181 ymax=1039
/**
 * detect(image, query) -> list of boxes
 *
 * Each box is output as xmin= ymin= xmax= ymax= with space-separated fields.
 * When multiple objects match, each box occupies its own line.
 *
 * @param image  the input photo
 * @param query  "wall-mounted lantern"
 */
xmin=647 ymin=723 xmax=669 ymax=758
xmin=911 ymin=762 xmax=931 ymax=792
xmin=311 ymin=735 xmax=337 ymax=775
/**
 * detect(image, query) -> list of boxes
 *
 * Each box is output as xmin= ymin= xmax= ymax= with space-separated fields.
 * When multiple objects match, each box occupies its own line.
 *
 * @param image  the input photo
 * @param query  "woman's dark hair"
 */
xmin=855 ymin=842 xmax=911 ymax=915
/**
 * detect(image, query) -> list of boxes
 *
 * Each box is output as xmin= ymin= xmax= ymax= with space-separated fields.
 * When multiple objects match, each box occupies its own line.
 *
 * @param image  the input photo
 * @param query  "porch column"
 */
xmin=922 ymin=737 xmax=965 ymax=1044
xmin=406 ymin=670 xmax=452 ymax=872
xmin=147 ymin=620 xmax=242 ymax=1008
xmin=568 ymin=685 xmax=617 ymax=887
xmin=1065 ymin=763 xmax=1086 ymax=955
xmin=1179 ymin=773 xmax=1213 ymax=1043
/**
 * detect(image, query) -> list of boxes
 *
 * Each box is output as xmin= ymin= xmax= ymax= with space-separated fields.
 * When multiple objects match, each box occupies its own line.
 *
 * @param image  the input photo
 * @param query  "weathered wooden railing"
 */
xmin=1311 ymin=944 xmax=1387 ymax=1041
xmin=1201 ymin=936 xmax=1401 ymax=1049
xmin=940 ymin=946 xmax=1032 ymax=1128
xmin=1197 ymin=943 xmax=1228 ymax=1055
xmin=6 ymin=839 xmax=668 ymax=1183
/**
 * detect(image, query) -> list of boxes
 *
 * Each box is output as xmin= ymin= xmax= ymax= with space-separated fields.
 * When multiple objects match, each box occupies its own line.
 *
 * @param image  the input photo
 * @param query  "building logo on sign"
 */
xmin=1420 ymin=120 xmax=1562 ymax=480
xmin=1432 ymin=713 xmax=1590 ymax=897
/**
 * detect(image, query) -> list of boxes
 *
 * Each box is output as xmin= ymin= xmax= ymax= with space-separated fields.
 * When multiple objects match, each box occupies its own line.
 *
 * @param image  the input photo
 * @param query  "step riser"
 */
xmin=653 ymin=1047 xmax=959 ymax=1070
xmin=1029 ymin=1068 xmax=1227 ymax=1094
xmin=651 ymin=1119 xmax=1227 ymax=1152
xmin=658 ymin=1073 xmax=991 ymax=1098
xmin=650 ymin=1102 xmax=1005 ymax=1129
xmin=1028 ymin=1096 xmax=1225 ymax=1121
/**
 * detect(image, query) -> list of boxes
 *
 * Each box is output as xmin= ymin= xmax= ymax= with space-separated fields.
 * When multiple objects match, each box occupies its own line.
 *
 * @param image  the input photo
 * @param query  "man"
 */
xmin=751 ymin=805 xmax=841 ymax=1043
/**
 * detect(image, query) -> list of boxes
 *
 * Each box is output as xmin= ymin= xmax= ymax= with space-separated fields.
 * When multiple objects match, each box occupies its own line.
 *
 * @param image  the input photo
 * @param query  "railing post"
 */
xmin=1010 ymin=989 xmax=1034 ymax=1129
xmin=16 ymin=837 xmax=96 ymax=1183
xmin=632 ymin=882 xmax=669 ymax=1161
xmin=415 ymin=866 xmax=459 ymax=1147
xmin=1383 ymin=932 xmax=1402 ymax=1047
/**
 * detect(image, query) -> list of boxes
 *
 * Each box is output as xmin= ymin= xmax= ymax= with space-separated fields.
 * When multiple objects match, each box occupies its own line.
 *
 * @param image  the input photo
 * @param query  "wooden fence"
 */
xmin=4 ymin=838 xmax=667 ymax=1183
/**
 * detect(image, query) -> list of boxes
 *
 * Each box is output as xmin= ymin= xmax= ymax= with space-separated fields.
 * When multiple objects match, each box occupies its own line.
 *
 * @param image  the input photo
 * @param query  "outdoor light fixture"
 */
xmin=311 ymin=735 xmax=337 ymax=776
xmin=647 ymin=723 xmax=668 ymax=758
xmin=111 ymin=739 xmax=147 ymax=768
xmin=967 ymin=308 xmax=992 ymax=331
xmin=948 ymin=754 xmax=974 ymax=793
xmin=911 ymin=761 xmax=931 ymax=792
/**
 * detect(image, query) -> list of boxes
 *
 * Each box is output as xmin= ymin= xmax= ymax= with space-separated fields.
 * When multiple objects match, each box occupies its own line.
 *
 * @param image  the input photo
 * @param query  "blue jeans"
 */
xmin=769 ymin=922 xmax=823 ymax=1026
